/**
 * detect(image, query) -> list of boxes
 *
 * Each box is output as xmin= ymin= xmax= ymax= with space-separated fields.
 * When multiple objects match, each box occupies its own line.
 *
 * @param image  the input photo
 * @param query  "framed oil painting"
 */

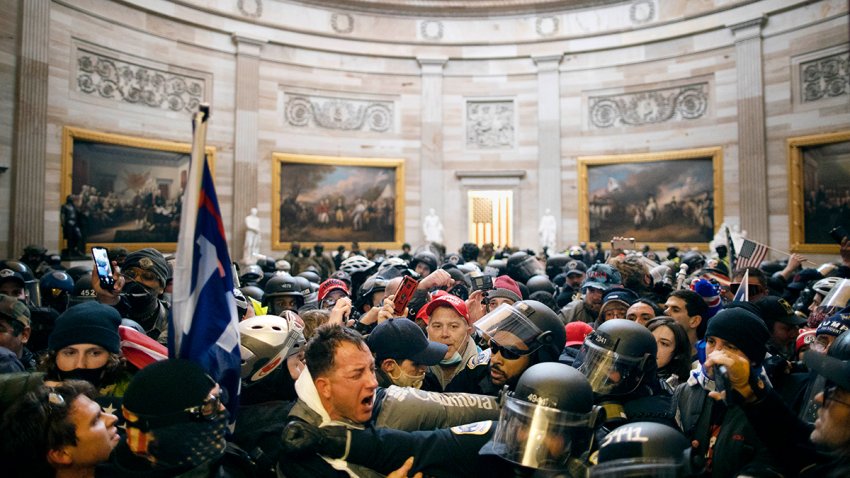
xmin=61 ymin=126 xmax=216 ymax=252
xmin=578 ymin=147 xmax=723 ymax=249
xmin=789 ymin=130 xmax=850 ymax=254
xmin=272 ymin=153 xmax=405 ymax=249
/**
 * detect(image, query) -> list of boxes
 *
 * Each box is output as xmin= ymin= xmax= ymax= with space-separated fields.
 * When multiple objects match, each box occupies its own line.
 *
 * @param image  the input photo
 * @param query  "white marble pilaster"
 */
xmin=533 ymin=54 xmax=563 ymax=251
xmin=417 ymin=56 xmax=448 ymax=243
xmin=729 ymin=17 xmax=769 ymax=244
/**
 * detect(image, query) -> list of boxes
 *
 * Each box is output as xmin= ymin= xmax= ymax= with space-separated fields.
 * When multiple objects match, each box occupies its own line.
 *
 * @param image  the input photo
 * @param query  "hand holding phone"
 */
xmin=470 ymin=274 xmax=493 ymax=292
xmin=91 ymin=247 xmax=114 ymax=291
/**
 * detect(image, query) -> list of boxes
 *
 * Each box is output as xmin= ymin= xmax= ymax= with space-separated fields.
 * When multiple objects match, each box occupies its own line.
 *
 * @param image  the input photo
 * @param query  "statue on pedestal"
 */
xmin=242 ymin=207 xmax=261 ymax=265
xmin=539 ymin=208 xmax=557 ymax=252
xmin=61 ymin=194 xmax=85 ymax=259
xmin=423 ymin=208 xmax=444 ymax=244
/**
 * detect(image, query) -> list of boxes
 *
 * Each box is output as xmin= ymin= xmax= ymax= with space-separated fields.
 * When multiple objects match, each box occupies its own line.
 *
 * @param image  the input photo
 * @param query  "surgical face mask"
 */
xmin=122 ymin=281 xmax=158 ymax=311
xmin=387 ymin=361 xmax=425 ymax=389
xmin=440 ymin=351 xmax=462 ymax=366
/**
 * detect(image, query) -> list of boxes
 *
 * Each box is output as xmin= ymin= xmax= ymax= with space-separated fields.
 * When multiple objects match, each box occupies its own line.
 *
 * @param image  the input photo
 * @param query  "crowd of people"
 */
xmin=1 ymin=235 xmax=850 ymax=477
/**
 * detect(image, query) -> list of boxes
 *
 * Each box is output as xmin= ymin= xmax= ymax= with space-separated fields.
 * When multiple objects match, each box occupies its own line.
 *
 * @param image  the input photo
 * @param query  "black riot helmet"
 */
xmin=409 ymin=251 xmax=438 ymax=276
xmin=70 ymin=274 xmax=98 ymax=307
xmin=240 ymin=264 xmax=264 ymax=285
xmin=680 ymin=251 xmax=706 ymax=274
xmin=297 ymin=270 xmax=321 ymax=285
xmin=507 ymin=251 xmax=545 ymax=284
xmin=354 ymin=274 xmax=389 ymax=312
xmin=526 ymin=275 xmax=556 ymax=295
xmin=64 ymin=265 xmax=92 ymax=283
xmin=482 ymin=362 xmax=600 ymax=471
xmin=263 ymin=274 xmax=305 ymax=314
xmin=39 ymin=270 xmax=74 ymax=313
xmin=574 ymin=319 xmax=658 ymax=399
xmin=475 ymin=300 xmax=567 ymax=364
xmin=240 ymin=285 xmax=264 ymax=303
xmin=545 ymin=254 xmax=570 ymax=280
xmin=591 ymin=422 xmax=695 ymax=478
xmin=0 ymin=260 xmax=34 ymax=282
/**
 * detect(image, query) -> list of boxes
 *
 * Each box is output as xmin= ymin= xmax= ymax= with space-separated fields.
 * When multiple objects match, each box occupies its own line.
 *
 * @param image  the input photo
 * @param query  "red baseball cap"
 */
xmin=422 ymin=290 xmax=470 ymax=325
xmin=565 ymin=321 xmax=593 ymax=347
xmin=318 ymin=279 xmax=350 ymax=302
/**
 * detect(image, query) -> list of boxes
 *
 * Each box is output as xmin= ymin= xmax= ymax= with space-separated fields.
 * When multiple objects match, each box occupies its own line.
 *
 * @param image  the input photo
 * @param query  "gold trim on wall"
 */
xmin=272 ymin=153 xmax=405 ymax=250
xmin=788 ymin=130 xmax=850 ymax=254
xmin=61 ymin=126 xmax=216 ymax=252
xmin=577 ymin=147 xmax=724 ymax=251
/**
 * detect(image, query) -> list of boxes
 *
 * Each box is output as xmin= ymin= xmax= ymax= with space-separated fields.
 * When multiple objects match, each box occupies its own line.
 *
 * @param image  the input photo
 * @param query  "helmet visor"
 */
xmin=811 ymin=279 xmax=850 ymax=327
xmin=474 ymin=303 xmax=543 ymax=347
xmin=490 ymin=395 xmax=595 ymax=470
xmin=575 ymin=341 xmax=646 ymax=396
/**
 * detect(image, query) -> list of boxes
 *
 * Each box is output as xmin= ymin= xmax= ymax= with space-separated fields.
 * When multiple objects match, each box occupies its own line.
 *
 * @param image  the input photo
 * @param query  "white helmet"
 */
xmin=238 ymin=315 xmax=296 ymax=384
xmin=341 ymin=255 xmax=375 ymax=274
xmin=275 ymin=259 xmax=291 ymax=272
xmin=813 ymin=276 xmax=843 ymax=297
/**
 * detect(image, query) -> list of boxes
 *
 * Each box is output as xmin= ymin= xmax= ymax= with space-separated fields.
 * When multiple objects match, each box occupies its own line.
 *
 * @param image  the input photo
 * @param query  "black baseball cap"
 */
xmin=367 ymin=318 xmax=448 ymax=366
xmin=755 ymin=296 xmax=807 ymax=327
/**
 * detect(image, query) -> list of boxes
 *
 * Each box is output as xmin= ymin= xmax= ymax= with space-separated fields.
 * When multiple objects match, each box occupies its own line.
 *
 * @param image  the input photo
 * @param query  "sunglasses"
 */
xmin=823 ymin=382 xmax=850 ymax=408
xmin=122 ymin=268 xmax=159 ymax=283
xmin=125 ymin=387 xmax=227 ymax=432
xmin=729 ymin=283 xmax=764 ymax=295
xmin=489 ymin=338 xmax=535 ymax=361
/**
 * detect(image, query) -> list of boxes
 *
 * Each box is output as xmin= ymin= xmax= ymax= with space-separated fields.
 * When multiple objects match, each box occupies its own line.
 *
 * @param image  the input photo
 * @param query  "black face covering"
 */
xmin=146 ymin=414 xmax=228 ymax=470
xmin=57 ymin=366 xmax=107 ymax=388
xmin=122 ymin=281 xmax=159 ymax=313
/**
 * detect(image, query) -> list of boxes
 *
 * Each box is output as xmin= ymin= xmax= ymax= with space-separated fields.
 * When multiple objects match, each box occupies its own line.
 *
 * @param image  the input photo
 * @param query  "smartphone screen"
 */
xmin=393 ymin=276 xmax=418 ymax=316
xmin=91 ymin=247 xmax=114 ymax=290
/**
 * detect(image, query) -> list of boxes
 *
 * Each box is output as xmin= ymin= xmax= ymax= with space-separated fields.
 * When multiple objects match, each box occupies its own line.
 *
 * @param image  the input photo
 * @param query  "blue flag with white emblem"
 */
xmin=170 ymin=106 xmax=240 ymax=421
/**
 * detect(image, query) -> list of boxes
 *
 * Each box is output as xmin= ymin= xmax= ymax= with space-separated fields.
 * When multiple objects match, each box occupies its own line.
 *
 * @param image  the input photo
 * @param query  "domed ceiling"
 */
xmin=290 ymin=0 xmax=626 ymax=16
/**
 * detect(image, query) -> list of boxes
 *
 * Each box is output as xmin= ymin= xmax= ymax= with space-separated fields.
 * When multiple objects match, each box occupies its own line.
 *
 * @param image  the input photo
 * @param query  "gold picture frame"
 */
xmin=578 ymin=147 xmax=724 ymax=250
xmin=788 ymin=130 xmax=850 ymax=254
xmin=61 ymin=126 xmax=216 ymax=253
xmin=272 ymin=153 xmax=405 ymax=250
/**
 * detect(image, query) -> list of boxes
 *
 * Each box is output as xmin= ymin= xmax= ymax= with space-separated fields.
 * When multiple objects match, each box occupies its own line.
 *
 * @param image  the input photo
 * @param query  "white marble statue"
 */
xmin=539 ymin=208 xmax=557 ymax=251
xmin=242 ymin=207 xmax=261 ymax=264
xmin=423 ymin=208 xmax=444 ymax=244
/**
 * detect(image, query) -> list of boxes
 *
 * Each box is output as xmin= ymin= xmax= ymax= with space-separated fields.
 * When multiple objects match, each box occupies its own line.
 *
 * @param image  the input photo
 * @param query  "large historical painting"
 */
xmin=578 ymin=148 xmax=723 ymax=248
xmin=61 ymin=127 xmax=215 ymax=251
xmin=789 ymin=131 xmax=850 ymax=254
xmin=272 ymin=153 xmax=405 ymax=249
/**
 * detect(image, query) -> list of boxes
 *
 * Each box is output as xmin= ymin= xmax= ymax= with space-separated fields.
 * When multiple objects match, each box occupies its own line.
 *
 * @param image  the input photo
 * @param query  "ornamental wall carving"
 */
xmin=800 ymin=51 xmax=849 ymax=103
xmin=76 ymin=49 xmax=206 ymax=114
xmin=284 ymin=94 xmax=394 ymax=132
xmin=588 ymin=82 xmax=708 ymax=129
xmin=466 ymin=100 xmax=515 ymax=149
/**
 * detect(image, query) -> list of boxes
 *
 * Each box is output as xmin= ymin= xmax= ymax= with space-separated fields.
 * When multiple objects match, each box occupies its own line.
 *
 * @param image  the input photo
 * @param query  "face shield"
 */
xmin=489 ymin=395 xmax=596 ymax=470
xmin=574 ymin=340 xmax=650 ymax=397
xmin=474 ymin=303 xmax=545 ymax=349
xmin=590 ymin=457 xmax=692 ymax=478
xmin=512 ymin=257 xmax=545 ymax=282
xmin=809 ymin=279 xmax=850 ymax=327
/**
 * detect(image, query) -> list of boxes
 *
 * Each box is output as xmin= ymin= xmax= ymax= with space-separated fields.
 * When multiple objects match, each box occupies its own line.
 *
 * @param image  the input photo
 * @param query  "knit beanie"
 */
xmin=122 ymin=248 xmax=169 ymax=287
xmin=48 ymin=302 xmax=121 ymax=354
xmin=706 ymin=307 xmax=770 ymax=366
xmin=123 ymin=359 xmax=215 ymax=417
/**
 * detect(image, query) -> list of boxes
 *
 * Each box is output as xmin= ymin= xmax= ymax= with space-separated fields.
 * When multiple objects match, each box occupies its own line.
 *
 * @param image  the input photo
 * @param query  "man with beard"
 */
xmin=444 ymin=300 xmax=566 ymax=396
xmin=91 ymin=248 xmax=171 ymax=344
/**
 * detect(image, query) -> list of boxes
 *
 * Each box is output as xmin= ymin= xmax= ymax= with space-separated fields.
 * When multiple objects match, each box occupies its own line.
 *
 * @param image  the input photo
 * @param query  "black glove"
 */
xmin=280 ymin=421 xmax=349 ymax=458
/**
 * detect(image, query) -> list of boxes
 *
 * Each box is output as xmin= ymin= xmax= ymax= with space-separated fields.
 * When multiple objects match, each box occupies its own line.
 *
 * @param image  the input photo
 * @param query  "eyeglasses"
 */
xmin=125 ymin=387 xmax=226 ymax=431
xmin=489 ymin=339 xmax=535 ymax=361
xmin=823 ymin=383 xmax=850 ymax=408
xmin=122 ymin=268 xmax=159 ymax=283
xmin=729 ymin=283 xmax=764 ymax=295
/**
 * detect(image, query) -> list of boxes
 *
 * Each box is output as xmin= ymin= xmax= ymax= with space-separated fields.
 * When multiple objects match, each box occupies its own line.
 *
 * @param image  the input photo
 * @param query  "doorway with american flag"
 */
xmin=468 ymin=190 xmax=512 ymax=248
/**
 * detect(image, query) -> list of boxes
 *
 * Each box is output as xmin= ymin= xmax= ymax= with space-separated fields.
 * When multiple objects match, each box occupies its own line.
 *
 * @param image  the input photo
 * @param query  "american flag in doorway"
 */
xmin=735 ymin=239 xmax=769 ymax=269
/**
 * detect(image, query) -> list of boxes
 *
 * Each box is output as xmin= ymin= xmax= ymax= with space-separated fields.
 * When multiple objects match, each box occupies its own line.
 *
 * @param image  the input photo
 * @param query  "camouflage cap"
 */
xmin=0 ymin=294 xmax=31 ymax=327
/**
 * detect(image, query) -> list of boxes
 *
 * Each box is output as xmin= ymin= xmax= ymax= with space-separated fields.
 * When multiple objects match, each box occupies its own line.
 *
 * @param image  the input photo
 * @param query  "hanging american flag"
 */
xmin=735 ymin=238 xmax=769 ymax=270
xmin=169 ymin=105 xmax=241 ymax=421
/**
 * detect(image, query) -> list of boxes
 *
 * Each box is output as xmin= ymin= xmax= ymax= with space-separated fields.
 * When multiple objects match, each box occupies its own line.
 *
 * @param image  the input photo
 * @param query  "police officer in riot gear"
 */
xmin=571 ymin=319 xmax=673 ymax=432
xmin=281 ymin=362 xmax=601 ymax=478
xmin=591 ymin=422 xmax=698 ymax=477
xmin=409 ymin=250 xmax=439 ymax=278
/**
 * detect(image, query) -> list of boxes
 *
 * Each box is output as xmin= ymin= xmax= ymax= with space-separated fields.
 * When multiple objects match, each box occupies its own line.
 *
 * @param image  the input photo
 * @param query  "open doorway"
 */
xmin=468 ymin=190 xmax=512 ymax=247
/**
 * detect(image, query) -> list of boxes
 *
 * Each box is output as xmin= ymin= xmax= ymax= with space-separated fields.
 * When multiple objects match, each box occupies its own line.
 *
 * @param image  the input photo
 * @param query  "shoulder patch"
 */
xmin=466 ymin=348 xmax=491 ymax=369
xmin=450 ymin=420 xmax=493 ymax=436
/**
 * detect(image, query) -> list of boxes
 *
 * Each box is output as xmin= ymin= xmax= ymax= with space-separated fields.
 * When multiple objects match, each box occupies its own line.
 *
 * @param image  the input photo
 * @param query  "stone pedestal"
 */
xmin=533 ymin=54 xmax=564 ymax=251
xmin=417 ymin=56 xmax=448 ymax=240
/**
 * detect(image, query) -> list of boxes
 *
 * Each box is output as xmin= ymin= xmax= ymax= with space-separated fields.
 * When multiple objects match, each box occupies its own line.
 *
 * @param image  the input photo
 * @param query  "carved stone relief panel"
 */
xmin=238 ymin=0 xmax=263 ymax=18
xmin=466 ymin=100 xmax=515 ymax=149
xmin=284 ymin=93 xmax=394 ymax=132
xmin=75 ymin=49 xmax=206 ymax=114
xmin=800 ymin=51 xmax=849 ymax=103
xmin=588 ymin=82 xmax=708 ymax=129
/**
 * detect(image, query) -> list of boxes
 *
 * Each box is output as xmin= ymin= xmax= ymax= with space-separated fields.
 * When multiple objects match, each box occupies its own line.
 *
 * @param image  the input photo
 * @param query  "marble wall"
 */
xmin=0 ymin=0 xmax=847 ymax=263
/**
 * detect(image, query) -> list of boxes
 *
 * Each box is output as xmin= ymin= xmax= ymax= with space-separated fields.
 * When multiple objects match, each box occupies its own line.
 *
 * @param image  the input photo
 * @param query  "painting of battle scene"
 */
xmin=62 ymin=127 xmax=215 ymax=251
xmin=579 ymin=148 xmax=723 ymax=247
xmin=273 ymin=154 xmax=404 ymax=248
